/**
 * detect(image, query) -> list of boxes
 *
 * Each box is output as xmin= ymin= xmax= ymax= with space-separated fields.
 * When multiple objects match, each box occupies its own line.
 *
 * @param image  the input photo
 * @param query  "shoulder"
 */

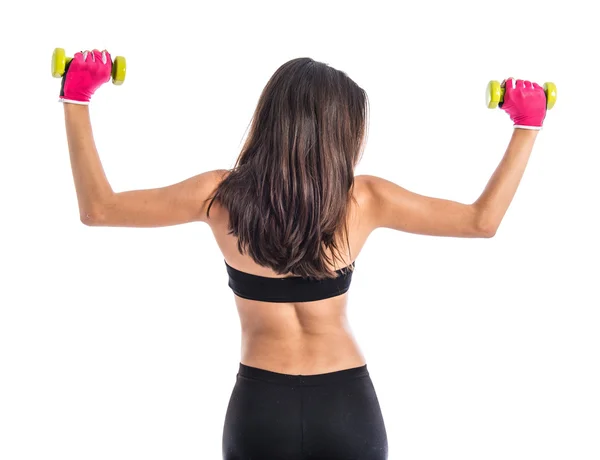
xmin=199 ymin=169 xmax=230 ymax=196
xmin=352 ymin=174 xmax=405 ymax=232
xmin=350 ymin=175 xmax=383 ymax=233
xmin=197 ymin=169 xmax=230 ymax=219
xmin=354 ymin=174 xmax=401 ymax=207
xmin=352 ymin=174 xmax=383 ymax=208
xmin=208 ymin=169 xmax=231 ymax=185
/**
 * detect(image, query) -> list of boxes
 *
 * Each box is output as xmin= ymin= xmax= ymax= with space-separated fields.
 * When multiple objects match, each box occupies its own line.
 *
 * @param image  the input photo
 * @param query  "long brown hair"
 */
xmin=207 ymin=57 xmax=369 ymax=279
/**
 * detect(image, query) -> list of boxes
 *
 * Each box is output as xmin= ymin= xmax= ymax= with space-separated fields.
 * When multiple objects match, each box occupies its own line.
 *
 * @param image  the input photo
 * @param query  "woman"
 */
xmin=59 ymin=50 xmax=547 ymax=459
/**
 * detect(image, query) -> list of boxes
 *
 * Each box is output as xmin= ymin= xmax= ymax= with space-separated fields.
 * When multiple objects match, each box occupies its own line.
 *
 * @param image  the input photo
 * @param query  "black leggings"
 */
xmin=222 ymin=363 xmax=388 ymax=459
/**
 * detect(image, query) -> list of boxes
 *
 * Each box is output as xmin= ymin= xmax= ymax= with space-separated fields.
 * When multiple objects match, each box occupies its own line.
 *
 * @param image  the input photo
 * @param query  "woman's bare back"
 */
xmin=206 ymin=177 xmax=374 ymax=375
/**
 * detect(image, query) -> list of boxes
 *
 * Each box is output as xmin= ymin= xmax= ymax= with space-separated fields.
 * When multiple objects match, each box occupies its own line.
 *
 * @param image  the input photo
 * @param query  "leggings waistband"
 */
xmin=237 ymin=363 xmax=369 ymax=386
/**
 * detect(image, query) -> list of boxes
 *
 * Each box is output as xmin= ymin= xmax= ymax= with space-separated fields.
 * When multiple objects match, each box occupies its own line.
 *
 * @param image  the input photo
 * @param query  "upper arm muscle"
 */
xmin=357 ymin=174 xmax=485 ymax=237
xmin=91 ymin=169 xmax=227 ymax=227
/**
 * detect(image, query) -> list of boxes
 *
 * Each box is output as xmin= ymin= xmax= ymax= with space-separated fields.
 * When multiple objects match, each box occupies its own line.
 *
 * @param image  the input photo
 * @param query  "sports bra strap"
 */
xmin=225 ymin=261 xmax=355 ymax=303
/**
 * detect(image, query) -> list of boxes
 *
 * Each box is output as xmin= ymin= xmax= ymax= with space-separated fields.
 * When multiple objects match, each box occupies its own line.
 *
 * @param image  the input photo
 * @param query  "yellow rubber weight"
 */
xmin=112 ymin=55 xmax=126 ymax=85
xmin=543 ymin=82 xmax=557 ymax=110
xmin=486 ymin=80 xmax=502 ymax=109
xmin=51 ymin=48 xmax=67 ymax=78
xmin=486 ymin=80 xmax=557 ymax=110
xmin=51 ymin=47 xmax=126 ymax=85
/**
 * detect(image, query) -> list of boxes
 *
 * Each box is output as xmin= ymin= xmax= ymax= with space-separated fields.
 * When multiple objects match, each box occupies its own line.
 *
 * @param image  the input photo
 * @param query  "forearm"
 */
xmin=63 ymin=104 xmax=114 ymax=219
xmin=474 ymin=128 xmax=538 ymax=232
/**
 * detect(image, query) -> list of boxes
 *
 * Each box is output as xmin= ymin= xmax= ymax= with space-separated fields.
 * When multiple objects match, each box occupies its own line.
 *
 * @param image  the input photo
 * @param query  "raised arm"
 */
xmin=358 ymin=128 xmax=538 ymax=238
xmin=56 ymin=49 xmax=229 ymax=228
xmin=358 ymin=78 xmax=547 ymax=238
xmin=64 ymin=103 xmax=226 ymax=227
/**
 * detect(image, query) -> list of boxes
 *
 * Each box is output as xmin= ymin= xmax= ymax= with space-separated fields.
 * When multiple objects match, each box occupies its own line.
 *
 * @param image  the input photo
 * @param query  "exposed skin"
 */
xmin=63 ymin=103 xmax=538 ymax=375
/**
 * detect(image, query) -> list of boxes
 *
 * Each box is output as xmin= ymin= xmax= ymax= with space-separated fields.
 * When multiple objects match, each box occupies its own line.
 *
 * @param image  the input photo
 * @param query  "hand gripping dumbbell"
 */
xmin=486 ymin=80 xmax=557 ymax=110
xmin=51 ymin=48 xmax=126 ymax=85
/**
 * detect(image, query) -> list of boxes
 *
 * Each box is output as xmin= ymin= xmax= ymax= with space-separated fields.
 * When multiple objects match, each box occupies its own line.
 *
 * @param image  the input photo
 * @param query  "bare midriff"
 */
xmin=234 ymin=292 xmax=366 ymax=375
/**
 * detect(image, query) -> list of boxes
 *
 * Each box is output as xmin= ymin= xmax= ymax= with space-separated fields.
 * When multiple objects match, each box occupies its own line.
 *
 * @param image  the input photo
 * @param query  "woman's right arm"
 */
xmin=358 ymin=128 xmax=539 ymax=238
xmin=360 ymin=78 xmax=547 ymax=238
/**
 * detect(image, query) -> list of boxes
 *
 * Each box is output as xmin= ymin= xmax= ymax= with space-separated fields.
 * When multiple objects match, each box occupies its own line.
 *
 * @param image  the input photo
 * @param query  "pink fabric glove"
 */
xmin=500 ymin=78 xmax=547 ymax=130
xmin=59 ymin=50 xmax=112 ymax=105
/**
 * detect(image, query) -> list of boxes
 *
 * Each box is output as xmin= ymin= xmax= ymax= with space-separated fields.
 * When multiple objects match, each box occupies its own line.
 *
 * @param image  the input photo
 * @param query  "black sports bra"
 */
xmin=225 ymin=260 xmax=355 ymax=303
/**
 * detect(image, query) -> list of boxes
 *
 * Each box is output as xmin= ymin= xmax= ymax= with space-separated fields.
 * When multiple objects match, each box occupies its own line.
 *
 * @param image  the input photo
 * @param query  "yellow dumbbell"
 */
xmin=486 ymin=80 xmax=557 ymax=110
xmin=51 ymin=48 xmax=126 ymax=85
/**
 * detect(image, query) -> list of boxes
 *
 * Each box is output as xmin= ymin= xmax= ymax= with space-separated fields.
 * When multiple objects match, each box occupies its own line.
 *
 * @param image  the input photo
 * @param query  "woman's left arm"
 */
xmin=64 ymin=104 xmax=226 ymax=227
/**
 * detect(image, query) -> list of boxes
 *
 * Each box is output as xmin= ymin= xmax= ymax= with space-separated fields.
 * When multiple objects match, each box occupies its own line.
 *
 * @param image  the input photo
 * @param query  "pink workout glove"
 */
xmin=59 ymin=49 xmax=112 ymax=105
xmin=500 ymin=78 xmax=547 ymax=130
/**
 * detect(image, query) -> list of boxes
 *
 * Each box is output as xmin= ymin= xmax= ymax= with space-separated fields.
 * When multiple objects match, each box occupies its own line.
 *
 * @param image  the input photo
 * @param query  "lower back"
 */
xmin=235 ymin=294 xmax=366 ymax=374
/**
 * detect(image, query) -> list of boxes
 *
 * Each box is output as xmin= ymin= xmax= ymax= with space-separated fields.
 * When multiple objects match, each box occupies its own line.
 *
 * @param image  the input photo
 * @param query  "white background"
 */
xmin=1 ymin=0 xmax=599 ymax=459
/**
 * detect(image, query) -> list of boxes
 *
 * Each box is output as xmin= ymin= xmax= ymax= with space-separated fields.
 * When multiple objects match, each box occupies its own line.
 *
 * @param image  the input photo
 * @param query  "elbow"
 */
xmin=474 ymin=218 xmax=498 ymax=238
xmin=476 ymin=223 xmax=497 ymax=238
xmin=79 ymin=205 xmax=106 ymax=226
xmin=472 ymin=205 xmax=498 ymax=238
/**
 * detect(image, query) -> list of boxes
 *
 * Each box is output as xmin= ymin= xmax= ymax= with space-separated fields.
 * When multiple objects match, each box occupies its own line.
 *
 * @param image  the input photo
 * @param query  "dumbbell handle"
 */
xmin=498 ymin=83 xmax=554 ymax=103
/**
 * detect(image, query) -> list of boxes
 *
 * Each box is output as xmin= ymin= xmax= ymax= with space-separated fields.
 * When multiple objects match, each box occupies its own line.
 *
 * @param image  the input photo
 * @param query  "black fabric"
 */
xmin=59 ymin=59 xmax=72 ymax=97
xmin=225 ymin=261 xmax=355 ymax=303
xmin=222 ymin=363 xmax=388 ymax=459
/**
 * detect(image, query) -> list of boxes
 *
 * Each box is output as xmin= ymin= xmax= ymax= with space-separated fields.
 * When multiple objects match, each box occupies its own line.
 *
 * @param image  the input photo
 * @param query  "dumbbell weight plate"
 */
xmin=543 ymin=82 xmax=557 ymax=110
xmin=112 ymin=55 xmax=126 ymax=85
xmin=486 ymin=80 xmax=502 ymax=109
xmin=51 ymin=48 xmax=67 ymax=78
